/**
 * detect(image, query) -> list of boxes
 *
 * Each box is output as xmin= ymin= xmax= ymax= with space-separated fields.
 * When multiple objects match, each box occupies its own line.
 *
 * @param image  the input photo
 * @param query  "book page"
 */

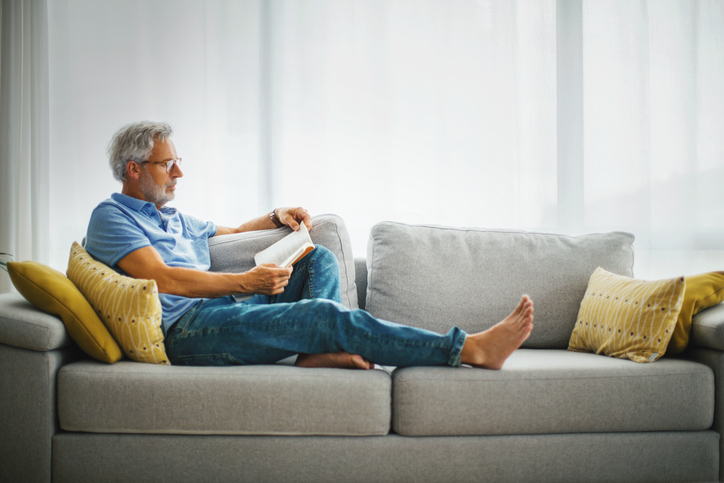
xmin=254 ymin=223 xmax=315 ymax=268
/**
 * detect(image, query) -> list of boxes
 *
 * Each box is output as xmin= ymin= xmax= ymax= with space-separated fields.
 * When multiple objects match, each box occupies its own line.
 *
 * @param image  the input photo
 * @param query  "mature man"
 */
xmin=85 ymin=121 xmax=534 ymax=370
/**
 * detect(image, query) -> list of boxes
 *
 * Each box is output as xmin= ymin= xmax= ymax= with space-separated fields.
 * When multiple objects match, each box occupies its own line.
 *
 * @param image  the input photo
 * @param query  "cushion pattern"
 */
xmin=365 ymin=222 xmax=634 ymax=348
xmin=568 ymin=268 xmax=685 ymax=363
xmin=7 ymin=261 xmax=122 ymax=362
xmin=66 ymin=242 xmax=168 ymax=364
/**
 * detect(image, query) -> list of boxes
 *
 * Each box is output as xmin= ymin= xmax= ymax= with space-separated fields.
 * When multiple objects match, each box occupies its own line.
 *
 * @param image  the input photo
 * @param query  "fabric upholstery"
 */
xmin=58 ymin=361 xmax=391 ymax=436
xmin=392 ymin=349 xmax=713 ymax=437
xmin=0 ymin=293 xmax=72 ymax=351
xmin=7 ymin=260 xmax=123 ymax=362
xmin=0 ymin=343 xmax=80 ymax=483
xmin=366 ymin=222 xmax=634 ymax=348
xmin=354 ymin=257 xmax=368 ymax=311
xmin=668 ymin=271 xmax=724 ymax=355
xmin=691 ymin=303 xmax=724 ymax=351
xmin=568 ymin=268 xmax=685 ymax=363
xmin=66 ymin=242 xmax=168 ymax=364
xmin=209 ymin=214 xmax=359 ymax=309
xmin=52 ymin=431 xmax=718 ymax=483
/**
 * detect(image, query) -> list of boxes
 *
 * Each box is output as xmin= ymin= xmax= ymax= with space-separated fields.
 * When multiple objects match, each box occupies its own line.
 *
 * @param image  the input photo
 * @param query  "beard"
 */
xmin=139 ymin=172 xmax=176 ymax=206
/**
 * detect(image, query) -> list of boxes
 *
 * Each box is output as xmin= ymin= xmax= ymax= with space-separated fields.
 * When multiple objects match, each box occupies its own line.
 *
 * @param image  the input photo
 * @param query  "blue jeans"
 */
xmin=165 ymin=246 xmax=467 ymax=367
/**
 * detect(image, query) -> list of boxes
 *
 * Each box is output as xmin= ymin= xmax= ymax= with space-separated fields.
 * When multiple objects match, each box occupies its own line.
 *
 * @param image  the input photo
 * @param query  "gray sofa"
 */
xmin=1 ymin=215 xmax=723 ymax=482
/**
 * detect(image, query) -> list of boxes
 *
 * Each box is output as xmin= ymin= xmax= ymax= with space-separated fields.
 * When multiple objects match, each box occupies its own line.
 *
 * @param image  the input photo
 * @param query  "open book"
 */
xmin=254 ymin=222 xmax=315 ymax=268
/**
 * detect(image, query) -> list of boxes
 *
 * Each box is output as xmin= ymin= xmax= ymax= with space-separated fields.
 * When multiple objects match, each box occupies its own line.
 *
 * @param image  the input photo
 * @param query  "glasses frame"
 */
xmin=138 ymin=158 xmax=182 ymax=173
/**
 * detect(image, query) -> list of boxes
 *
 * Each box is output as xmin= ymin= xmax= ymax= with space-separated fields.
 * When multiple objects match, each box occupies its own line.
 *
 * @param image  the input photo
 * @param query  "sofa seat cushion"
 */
xmin=58 ymin=361 xmax=391 ymax=436
xmin=392 ymin=349 xmax=713 ymax=436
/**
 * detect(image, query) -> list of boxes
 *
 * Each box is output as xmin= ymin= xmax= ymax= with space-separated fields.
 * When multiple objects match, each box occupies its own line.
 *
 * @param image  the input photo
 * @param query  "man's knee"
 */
xmin=311 ymin=245 xmax=340 ymax=271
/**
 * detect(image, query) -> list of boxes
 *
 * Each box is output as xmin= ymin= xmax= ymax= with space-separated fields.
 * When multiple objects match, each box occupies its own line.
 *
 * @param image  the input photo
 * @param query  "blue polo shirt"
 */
xmin=84 ymin=193 xmax=218 ymax=330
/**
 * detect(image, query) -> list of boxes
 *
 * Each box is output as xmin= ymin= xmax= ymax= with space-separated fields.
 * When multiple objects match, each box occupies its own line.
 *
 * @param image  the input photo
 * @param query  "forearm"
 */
xmin=214 ymin=207 xmax=311 ymax=236
xmin=116 ymin=246 xmax=292 ymax=298
xmin=153 ymin=265 xmax=251 ymax=298
xmin=216 ymin=212 xmax=277 ymax=236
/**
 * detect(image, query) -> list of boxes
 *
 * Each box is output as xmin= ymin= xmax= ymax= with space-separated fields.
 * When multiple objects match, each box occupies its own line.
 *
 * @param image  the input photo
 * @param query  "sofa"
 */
xmin=1 ymin=214 xmax=722 ymax=482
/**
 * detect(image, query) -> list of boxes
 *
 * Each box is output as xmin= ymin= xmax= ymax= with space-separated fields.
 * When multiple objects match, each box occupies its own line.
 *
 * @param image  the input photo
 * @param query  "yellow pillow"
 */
xmin=568 ymin=267 xmax=685 ymax=363
xmin=66 ymin=242 xmax=170 ymax=365
xmin=667 ymin=271 xmax=724 ymax=355
xmin=7 ymin=260 xmax=123 ymax=363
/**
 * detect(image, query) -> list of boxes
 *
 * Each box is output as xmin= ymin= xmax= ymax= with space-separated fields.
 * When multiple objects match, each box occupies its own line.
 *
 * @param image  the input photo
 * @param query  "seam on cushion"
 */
xmin=377 ymin=221 xmax=635 ymax=241
xmin=395 ymin=370 xmax=712 ymax=383
xmin=61 ymin=365 xmax=392 ymax=382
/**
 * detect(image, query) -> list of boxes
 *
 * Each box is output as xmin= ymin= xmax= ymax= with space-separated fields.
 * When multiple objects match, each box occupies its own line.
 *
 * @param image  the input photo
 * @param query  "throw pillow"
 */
xmin=667 ymin=271 xmax=724 ymax=355
xmin=568 ymin=267 xmax=686 ymax=363
xmin=66 ymin=242 xmax=169 ymax=364
xmin=7 ymin=260 xmax=123 ymax=363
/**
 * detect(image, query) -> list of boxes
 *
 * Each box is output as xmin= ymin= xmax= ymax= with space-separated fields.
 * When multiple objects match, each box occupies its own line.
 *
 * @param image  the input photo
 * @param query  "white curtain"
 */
xmin=2 ymin=0 xmax=723 ymax=295
xmin=0 ymin=0 xmax=50 ymax=293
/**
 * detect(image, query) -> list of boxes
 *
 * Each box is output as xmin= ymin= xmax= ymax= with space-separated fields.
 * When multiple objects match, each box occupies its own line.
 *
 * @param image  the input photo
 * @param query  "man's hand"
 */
xmin=241 ymin=264 xmax=293 ymax=295
xmin=275 ymin=207 xmax=312 ymax=231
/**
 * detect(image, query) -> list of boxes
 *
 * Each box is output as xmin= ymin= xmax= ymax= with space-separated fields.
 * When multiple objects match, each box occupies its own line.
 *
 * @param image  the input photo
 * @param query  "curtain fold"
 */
xmin=0 ymin=0 xmax=49 ymax=293
xmin=1 ymin=0 xmax=722 ymax=294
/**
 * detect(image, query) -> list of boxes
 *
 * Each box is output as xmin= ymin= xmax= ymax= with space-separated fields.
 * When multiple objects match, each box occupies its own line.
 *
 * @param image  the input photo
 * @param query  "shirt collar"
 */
xmin=111 ymin=193 xmax=177 ymax=216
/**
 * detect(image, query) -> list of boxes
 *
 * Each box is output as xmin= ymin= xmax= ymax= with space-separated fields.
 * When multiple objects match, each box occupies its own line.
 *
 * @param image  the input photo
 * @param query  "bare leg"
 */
xmin=295 ymin=352 xmax=373 ymax=370
xmin=460 ymin=295 xmax=534 ymax=370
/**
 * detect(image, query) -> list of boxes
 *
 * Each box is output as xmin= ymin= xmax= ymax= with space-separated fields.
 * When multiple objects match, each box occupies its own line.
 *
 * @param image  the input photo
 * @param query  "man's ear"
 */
xmin=125 ymin=161 xmax=142 ymax=180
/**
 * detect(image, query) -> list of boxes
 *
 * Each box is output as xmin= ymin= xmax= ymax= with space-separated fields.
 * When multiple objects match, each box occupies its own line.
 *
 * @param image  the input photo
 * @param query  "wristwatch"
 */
xmin=269 ymin=209 xmax=285 ymax=228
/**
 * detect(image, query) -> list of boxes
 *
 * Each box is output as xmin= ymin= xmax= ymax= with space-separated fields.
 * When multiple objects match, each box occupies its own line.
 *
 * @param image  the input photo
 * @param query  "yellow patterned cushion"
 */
xmin=7 ymin=260 xmax=123 ymax=363
xmin=668 ymin=271 xmax=724 ymax=355
xmin=568 ymin=267 xmax=685 ymax=363
xmin=66 ymin=242 xmax=170 ymax=364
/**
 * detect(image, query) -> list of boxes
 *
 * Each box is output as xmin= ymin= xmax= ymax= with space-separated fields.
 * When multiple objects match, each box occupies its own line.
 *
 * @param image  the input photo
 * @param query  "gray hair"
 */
xmin=107 ymin=121 xmax=173 ymax=182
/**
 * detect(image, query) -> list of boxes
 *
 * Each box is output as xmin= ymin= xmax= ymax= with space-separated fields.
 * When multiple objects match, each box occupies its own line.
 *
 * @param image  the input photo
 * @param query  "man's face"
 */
xmin=138 ymin=138 xmax=182 ymax=208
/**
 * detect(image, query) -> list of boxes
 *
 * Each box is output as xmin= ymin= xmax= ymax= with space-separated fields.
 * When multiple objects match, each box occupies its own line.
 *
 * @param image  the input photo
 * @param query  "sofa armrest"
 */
xmin=691 ymin=303 xmax=724 ymax=351
xmin=0 ymin=293 xmax=73 ymax=352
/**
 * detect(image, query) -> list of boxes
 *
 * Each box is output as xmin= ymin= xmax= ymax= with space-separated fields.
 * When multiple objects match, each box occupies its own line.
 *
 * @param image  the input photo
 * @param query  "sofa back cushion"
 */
xmin=365 ymin=222 xmax=634 ymax=349
xmin=209 ymin=214 xmax=358 ymax=309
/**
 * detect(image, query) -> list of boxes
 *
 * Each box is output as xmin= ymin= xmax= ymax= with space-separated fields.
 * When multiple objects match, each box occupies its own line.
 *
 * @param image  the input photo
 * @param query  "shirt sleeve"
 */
xmin=84 ymin=203 xmax=152 ymax=268
xmin=180 ymin=213 xmax=217 ymax=239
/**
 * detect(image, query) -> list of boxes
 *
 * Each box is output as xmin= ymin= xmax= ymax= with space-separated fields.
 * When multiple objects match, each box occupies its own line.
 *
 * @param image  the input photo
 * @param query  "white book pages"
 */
xmin=254 ymin=222 xmax=315 ymax=268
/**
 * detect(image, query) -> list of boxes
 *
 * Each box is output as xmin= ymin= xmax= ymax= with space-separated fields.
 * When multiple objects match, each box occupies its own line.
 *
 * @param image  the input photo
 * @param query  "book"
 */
xmin=254 ymin=222 xmax=315 ymax=268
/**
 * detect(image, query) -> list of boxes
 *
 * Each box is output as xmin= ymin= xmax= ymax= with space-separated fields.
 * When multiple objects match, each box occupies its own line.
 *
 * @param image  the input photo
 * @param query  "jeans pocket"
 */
xmin=177 ymin=353 xmax=242 ymax=366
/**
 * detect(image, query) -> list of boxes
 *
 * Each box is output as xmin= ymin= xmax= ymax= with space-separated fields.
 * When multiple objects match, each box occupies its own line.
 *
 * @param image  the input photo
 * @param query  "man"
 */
xmin=85 ymin=121 xmax=534 ymax=370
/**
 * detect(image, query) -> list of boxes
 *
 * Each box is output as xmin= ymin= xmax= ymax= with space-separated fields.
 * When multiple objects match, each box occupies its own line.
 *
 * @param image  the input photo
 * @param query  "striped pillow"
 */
xmin=67 ymin=242 xmax=169 ymax=364
xmin=568 ymin=267 xmax=685 ymax=363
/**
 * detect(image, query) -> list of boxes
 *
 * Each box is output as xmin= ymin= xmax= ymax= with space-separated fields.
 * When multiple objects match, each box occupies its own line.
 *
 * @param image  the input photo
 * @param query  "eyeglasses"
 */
xmin=139 ymin=158 xmax=182 ymax=173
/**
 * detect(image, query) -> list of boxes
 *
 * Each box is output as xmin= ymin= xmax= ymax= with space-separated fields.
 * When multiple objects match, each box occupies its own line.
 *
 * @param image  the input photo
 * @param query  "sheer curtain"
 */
xmin=2 ymin=0 xmax=722 ymax=295
xmin=0 ymin=0 xmax=50 ymax=293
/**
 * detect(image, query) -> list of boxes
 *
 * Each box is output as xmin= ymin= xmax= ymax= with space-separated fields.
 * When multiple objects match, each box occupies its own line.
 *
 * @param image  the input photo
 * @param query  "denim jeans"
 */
xmin=165 ymin=246 xmax=467 ymax=367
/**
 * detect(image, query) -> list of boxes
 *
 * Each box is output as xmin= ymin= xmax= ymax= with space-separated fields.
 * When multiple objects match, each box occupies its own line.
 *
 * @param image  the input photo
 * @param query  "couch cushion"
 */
xmin=67 ymin=243 xmax=168 ymax=365
xmin=366 ymin=222 xmax=634 ymax=348
xmin=58 ymin=361 xmax=391 ymax=436
xmin=392 ymin=349 xmax=713 ymax=436
xmin=209 ymin=214 xmax=359 ymax=309
xmin=7 ymin=260 xmax=123 ymax=363
xmin=0 ymin=293 xmax=73 ymax=351
xmin=669 ymin=271 xmax=724 ymax=355
xmin=568 ymin=268 xmax=686 ymax=363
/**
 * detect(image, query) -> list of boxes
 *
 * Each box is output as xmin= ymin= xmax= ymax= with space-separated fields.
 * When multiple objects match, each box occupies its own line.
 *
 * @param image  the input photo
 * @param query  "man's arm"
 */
xmin=117 ymin=245 xmax=292 ymax=298
xmin=215 ymin=207 xmax=312 ymax=236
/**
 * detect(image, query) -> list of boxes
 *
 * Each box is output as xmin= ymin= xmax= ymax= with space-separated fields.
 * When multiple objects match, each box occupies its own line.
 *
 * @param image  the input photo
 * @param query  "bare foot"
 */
xmin=295 ymin=352 xmax=373 ymax=370
xmin=460 ymin=295 xmax=534 ymax=370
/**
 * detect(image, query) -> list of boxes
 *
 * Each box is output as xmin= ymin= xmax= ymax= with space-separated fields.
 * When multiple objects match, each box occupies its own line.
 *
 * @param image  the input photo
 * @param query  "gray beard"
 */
xmin=139 ymin=172 xmax=175 ymax=207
